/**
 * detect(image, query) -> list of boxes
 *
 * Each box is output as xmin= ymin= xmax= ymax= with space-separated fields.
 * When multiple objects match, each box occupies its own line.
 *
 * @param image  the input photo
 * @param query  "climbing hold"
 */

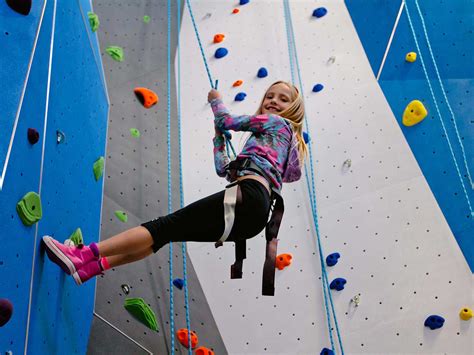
xmin=232 ymin=80 xmax=243 ymax=87
xmin=240 ymin=0 xmax=250 ymax=5
xmin=402 ymin=100 xmax=428 ymax=126
xmin=69 ymin=228 xmax=83 ymax=246
xmin=121 ymin=284 xmax=131 ymax=295
xmin=27 ymin=128 xmax=39 ymax=145
xmin=87 ymin=12 xmax=100 ymax=32
xmin=351 ymin=294 xmax=361 ymax=307
xmin=343 ymin=159 xmax=352 ymax=168
xmin=312 ymin=84 xmax=324 ymax=93
xmin=93 ymin=157 xmax=104 ymax=181
xmin=214 ymin=48 xmax=228 ymax=59
xmin=232 ymin=8 xmax=240 ymax=14
xmin=134 ymin=87 xmax=158 ymax=109
xmin=130 ymin=128 xmax=140 ymax=138
xmin=124 ymin=298 xmax=158 ymax=331
xmin=459 ymin=307 xmax=473 ymax=321
xmin=312 ymin=7 xmax=327 ymax=18
xmin=275 ymin=253 xmax=292 ymax=270
xmin=320 ymin=348 xmax=334 ymax=355
xmin=213 ymin=34 xmax=225 ymax=43
xmin=235 ymin=92 xmax=247 ymax=102
xmin=326 ymin=252 xmax=340 ymax=267
xmin=195 ymin=347 xmax=215 ymax=355
xmin=329 ymin=278 xmax=346 ymax=291
xmin=327 ymin=56 xmax=336 ymax=64
xmin=203 ymin=12 xmax=212 ymax=19
xmin=424 ymin=315 xmax=445 ymax=330
xmin=405 ymin=52 xmax=417 ymax=62
xmin=143 ymin=15 xmax=151 ymax=23
xmin=173 ymin=278 xmax=184 ymax=290
xmin=106 ymin=46 xmax=124 ymax=62
xmin=114 ymin=211 xmax=128 ymax=223
xmin=16 ymin=191 xmax=42 ymax=226
xmin=257 ymin=67 xmax=268 ymax=78
xmin=6 ymin=0 xmax=31 ymax=15
xmin=0 ymin=299 xmax=13 ymax=327
xmin=56 ymin=130 xmax=65 ymax=144
xmin=176 ymin=328 xmax=198 ymax=349
xmin=303 ymin=131 xmax=310 ymax=144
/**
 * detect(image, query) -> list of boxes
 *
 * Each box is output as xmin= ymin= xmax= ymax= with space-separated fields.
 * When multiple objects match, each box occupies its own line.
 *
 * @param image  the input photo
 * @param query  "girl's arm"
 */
xmin=213 ymin=132 xmax=231 ymax=179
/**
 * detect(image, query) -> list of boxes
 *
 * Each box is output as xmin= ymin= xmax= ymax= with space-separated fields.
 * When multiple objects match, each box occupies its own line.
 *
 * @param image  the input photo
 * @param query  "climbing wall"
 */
xmin=0 ymin=0 xmax=108 ymax=354
xmin=179 ymin=0 xmax=472 ymax=354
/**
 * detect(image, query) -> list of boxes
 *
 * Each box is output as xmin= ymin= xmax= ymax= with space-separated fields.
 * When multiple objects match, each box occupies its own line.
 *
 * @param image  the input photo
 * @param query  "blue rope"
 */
xmin=283 ymin=1 xmax=344 ymax=353
xmin=176 ymin=1 xmax=193 ymax=353
xmin=405 ymin=0 xmax=473 ymax=216
xmin=167 ymin=0 xmax=175 ymax=353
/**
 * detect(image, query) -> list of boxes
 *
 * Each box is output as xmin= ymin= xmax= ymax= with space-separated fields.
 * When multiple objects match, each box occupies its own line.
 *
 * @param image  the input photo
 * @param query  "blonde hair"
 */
xmin=256 ymin=80 xmax=308 ymax=167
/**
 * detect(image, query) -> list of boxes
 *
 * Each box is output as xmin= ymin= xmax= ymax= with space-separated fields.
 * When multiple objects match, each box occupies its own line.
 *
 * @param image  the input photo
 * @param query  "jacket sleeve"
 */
xmin=282 ymin=137 xmax=303 ymax=183
xmin=213 ymin=135 xmax=231 ymax=180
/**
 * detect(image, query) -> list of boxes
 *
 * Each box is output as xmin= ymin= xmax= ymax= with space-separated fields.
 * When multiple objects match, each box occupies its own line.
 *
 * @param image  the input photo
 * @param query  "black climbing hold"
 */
xmin=326 ymin=252 xmax=340 ymax=267
xmin=121 ymin=284 xmax=131 ymax=295
xmin=6 ymin=0 xmax=32 ymax=15
xmin=27 ymin=128 xmax=39 ymax=144
xmin=0 ymin=299 xmax=13 ymax=327
xmin=257 ymin=67 xmax=268 ymax=78
xmin=424 ymin=315 xmax=445 ymax=330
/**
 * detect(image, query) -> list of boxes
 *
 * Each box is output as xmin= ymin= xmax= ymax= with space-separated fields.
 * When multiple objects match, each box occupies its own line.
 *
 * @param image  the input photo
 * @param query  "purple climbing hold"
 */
xmin=329 ymin=278 xmax=346 ymax=291
xmin=6 ymin=0 xmax=32 ymax=15
xmin=326 ymin=252 xmax=340 ymax=267
xmin=320 ymin=348 xmax=334 ymax=355
xmin=312 ymin=7 xmax=327 ymax=18
xmin=0 ymin=299 xmax=13 ymax=327
xmin=173 ymin=278 xmax=184 ymax=290
xmin=257 ymin=67 xmax=268 ymax=78
xmin=235 ymin=92 xmax=247 ymax=101
xmin=215 ymin=47 xmax=228 ymax=59
xmin=312 ymin=84 xmax=324 ymax=93
xmin=27 ymin=128 xmax=39 ymax=145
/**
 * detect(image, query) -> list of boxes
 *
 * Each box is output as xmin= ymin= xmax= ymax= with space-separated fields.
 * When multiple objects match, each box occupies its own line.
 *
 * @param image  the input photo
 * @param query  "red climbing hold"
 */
xmin=134 ymin=87 xmax=158 ymax=108
xmin=176 ymin=328 xmax=198 ymax=349
xmin=232 ymin=80 xmax=243 ymax=87
xmin=213 ymin=34 xmax=225 ymax=43
xmin=0 ymin=299 xmax=13 ymax=327
xmin=6 ymin=0 xmax=32 ymax=15
xmin=195 ymin=346 xmax=215 ymax=355
xmin=275 ymin=253 xmax=292 ymax=270
xmin=232 ymin=8 xmax=240 ymax=14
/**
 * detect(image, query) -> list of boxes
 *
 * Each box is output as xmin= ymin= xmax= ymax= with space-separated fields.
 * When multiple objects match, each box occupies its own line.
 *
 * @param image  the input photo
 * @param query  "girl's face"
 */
xmin=261 ymin=83 xmax=293 ymax=115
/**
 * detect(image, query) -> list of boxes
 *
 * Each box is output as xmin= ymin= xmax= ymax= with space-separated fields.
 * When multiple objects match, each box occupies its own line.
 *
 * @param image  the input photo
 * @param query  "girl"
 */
xmin=42 ymin=81 xmax=308 ymax=287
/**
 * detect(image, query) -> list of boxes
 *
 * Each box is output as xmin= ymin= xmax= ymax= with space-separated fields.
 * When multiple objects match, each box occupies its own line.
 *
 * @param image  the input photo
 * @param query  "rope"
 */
xmin=283 ymin=1 xmax=345 ymax=353
xmin=405 ymin=0 xmax=473 ymax=216
xmin=176 ymin=1 xmax=193 ymax=353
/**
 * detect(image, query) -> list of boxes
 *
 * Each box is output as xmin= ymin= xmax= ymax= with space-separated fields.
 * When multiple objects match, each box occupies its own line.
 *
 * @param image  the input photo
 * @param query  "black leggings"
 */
xmin=141 ymin=179 xmax=272 ymax=253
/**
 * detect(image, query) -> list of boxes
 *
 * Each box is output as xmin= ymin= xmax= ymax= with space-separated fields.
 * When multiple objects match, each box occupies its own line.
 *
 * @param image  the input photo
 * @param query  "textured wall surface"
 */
xmin=0 ymin=0 xmax=108 ymax=353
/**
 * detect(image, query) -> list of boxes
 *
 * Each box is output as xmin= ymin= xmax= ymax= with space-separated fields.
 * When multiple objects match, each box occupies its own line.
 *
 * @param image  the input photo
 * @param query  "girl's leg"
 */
xmin=97 ymin=226 xmax=154 ymax=257
xmin=106 ymin=247 xmax=153 ymax=268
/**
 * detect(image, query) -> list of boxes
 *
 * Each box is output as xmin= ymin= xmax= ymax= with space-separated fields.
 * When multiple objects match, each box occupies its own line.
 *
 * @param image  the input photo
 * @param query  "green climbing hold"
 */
xmin=87 ymin=12 xmax=100 ymax=32
xmin=106 ymin=46 xmax=124 ymax=62
xmin=130 ymin=128 xmax=140 ymax=138
xmin=143 ymin=15 xmax=150 ymax=23
xmin=124 ymin=298 xmax=158 ymax=331
xmin=16 ymin=192 xmax=42 ymax=226
xmin=69 ymin=228 xmax=84 ymax=246
xmin=115 ymin=211 xmax=128 ymax=223
xmin=93 ymin=157 xmax=104 ymax=181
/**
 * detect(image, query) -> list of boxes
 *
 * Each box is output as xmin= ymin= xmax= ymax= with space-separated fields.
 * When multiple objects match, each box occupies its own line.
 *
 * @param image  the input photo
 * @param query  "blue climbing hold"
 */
xmin=215 ymin=48 xmax=228 ymax=59
xmin=320 ymin=348 xmax=334 ymax=355
xmin=326 ymin=253 xmax=340 ymax=267
xmin=329 ymin=278 xmax=346 ymax=291
xmin=424 ymin=315 xmax=445 ymax=330
xmin=235 ymin=92 xmax=247 ymax=101
xmin=312 ymin=84 xmax=324 ymax=92
xmin=303 ymin=131 xmax=310 ymax=144
xmin=312 ymin=7 xmax=327 ymax=18
xmin=240 ymin=0 xmax=250 ymax=5
xmin=173 ymin=278 xmax=184 ymax=290
xmin=257 ymin=67 xmax=268 ymax=78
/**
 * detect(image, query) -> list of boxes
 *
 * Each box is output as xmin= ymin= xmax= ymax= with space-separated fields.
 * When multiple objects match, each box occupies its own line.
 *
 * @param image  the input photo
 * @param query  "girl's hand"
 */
xmin=208 ymin=89 xmax=222 ymax=103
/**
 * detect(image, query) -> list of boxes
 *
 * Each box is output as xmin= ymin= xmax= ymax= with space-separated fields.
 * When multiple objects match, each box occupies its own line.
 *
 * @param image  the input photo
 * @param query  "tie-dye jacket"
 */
xmin=210 ymin=98 xmax=302 ymax=190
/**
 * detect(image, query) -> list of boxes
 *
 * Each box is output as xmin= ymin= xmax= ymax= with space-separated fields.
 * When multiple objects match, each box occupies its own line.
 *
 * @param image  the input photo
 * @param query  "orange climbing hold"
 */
xmin=176 ymin=328 xmax=198 ymax=349
xmin=195 ymin=346 xmax=215 ymax=355
xmin=232 ymin=8 xmax=240 ymax=14
xmin=275 ymin=253 xmax=293 ymax=270
xmin=213 ymin=34 xmax=225 ymax=43
xmin=134 ymin=87 xmax=158 ymax=108
xmin=232 ymin=80 xmax=243 ymax=87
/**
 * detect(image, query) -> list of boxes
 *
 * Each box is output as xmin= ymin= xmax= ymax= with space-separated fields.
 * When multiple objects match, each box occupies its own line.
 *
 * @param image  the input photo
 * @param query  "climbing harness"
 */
xmin=214 ymin=157 xmax=284 ymax=296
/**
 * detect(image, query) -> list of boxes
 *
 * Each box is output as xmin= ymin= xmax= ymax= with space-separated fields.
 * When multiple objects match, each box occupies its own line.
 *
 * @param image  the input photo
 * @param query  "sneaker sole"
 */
xmin=42 ymin=236 xmax=76 ymax=275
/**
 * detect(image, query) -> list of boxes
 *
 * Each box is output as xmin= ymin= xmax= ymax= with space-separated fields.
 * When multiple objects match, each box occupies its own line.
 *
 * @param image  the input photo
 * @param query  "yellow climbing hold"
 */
xmin=459 ymin=307 xmax=473 ymax=321
xmin=402 ymin=100 xmax=427 ymax=126
xmin=406 ymin=52 xmax=417 ymax=62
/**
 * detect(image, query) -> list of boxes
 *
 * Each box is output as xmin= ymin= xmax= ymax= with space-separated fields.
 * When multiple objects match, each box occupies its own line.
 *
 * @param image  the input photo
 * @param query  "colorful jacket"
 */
xmin=210 ymin=98 xmax=302 ymax=190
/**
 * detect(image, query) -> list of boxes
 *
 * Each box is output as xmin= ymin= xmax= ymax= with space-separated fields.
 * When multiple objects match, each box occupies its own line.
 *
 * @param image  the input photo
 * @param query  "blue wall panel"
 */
xmin=345 ymin=0 xmax=474 ymax=270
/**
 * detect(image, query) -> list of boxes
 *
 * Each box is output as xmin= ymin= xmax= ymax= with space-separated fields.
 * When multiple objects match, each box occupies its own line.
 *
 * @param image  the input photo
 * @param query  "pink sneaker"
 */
xmin=42 ymin=235 xmax=100 ymax=275
xmin=72 ymin=259 xmax=104 ymax=285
